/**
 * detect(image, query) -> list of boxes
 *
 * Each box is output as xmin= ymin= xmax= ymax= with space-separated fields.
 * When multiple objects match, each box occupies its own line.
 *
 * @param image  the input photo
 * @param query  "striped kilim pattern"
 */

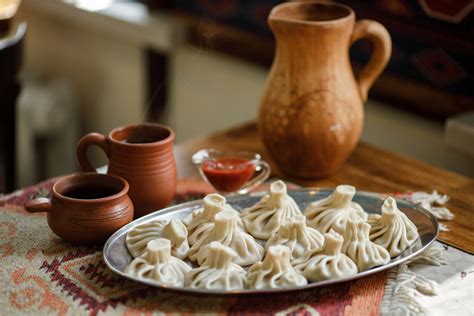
xmin=0 ymin=177 xmax=387 ymax=315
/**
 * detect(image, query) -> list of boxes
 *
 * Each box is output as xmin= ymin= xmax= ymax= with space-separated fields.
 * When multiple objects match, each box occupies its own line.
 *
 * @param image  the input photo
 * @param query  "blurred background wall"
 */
xmin=9 ymin=0 xmax=474 ymax=189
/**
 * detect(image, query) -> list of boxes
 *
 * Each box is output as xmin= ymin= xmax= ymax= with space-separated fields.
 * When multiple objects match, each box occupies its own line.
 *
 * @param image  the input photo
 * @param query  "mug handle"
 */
xmin=238 ymin=161 xmax=271 ymax=194
xmin=26 ymin=198 xmax=52 ymax=213
xmin=351 ymin=19 xmax=392 ymax=102
xmin=76 ymin=133 xmax=111 ymax=172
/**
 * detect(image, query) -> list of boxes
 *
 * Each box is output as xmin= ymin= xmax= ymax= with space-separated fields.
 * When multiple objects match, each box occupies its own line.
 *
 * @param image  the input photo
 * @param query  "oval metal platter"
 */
xmin=103 ymin=188 xmax=439 ymax=295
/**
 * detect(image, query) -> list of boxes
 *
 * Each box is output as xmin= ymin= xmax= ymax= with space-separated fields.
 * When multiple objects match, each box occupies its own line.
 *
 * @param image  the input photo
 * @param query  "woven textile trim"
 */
xmin=0 ymin=178 xmax=388 ymax=316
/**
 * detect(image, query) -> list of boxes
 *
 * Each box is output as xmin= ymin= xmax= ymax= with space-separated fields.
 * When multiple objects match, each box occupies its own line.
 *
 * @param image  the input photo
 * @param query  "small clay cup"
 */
xmin=25 ymin=173 xmax=134 ymax=244
xmin=76 ymin=123 xmax=177 ymax=218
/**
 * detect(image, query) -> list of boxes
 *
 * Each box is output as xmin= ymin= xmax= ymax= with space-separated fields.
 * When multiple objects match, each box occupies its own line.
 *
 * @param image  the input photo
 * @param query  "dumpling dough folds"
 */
xmin=368 ymin=197 xmax=419 ymax=257
xmin=185 ymin=242 xmax=247 ymax=291
xmin=265 ymin=214 xmax=324 ymax=262
xmin=342 ymin=220 xmax=390 ymax=271
xmin=247 ymin=245 xmax=307 ymax=289
xmin=189 ymin=210 xmax=264 ymax=266
xmin=293 ymin=230 xmax=358 ymax=282
xmin=304 ymin=185 xmax=368 ymax=234
xmin=162 ymin=218 xmax=189 ymax=259
xmin=126 ymin=219 xmax=189 ymax=259
xmin=124 ymin=238 xmax=191 ymax=287
xmin=185 ymin=193 xmax=241 ymax=246
xmin=241 ymin=180 xmax=301 ymax=240
xmin=126 ymin=220 xmax=167 ymax=257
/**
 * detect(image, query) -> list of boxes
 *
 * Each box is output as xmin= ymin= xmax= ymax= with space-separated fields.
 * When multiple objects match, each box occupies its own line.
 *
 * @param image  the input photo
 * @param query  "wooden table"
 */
xmin=175 ymin=122 xmax=474 ymax=254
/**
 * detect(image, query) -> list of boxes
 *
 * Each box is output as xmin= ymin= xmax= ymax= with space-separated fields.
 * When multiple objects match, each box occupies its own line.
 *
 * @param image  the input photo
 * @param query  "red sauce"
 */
xmin=202 ymin=157 xmax=255 ymax=192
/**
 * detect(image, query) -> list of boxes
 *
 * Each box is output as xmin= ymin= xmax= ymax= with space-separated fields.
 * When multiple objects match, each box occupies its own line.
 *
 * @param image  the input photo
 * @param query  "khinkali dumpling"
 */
xmin=126 ymin=219 xmax=189 ymax=259
xmin=126 ymin=220 xmax=167 ymax=257
xmin=368 ymin=197 xmax=419 ymax=257
xmin=293 ymin=230 xmax=358 ymax=282
xmin=185 ymin=242 xmax=247 ymax=291
xmin=162 ymin=218 xmax=189 ymax=259
xmin=189 ymin=210 xmax=264 ymax=266
xmin=185 ymin=194 xmax=242 ymax=246
xmin=304 ymin=185 xmax=368 ymax=234
xmin=247 ymin=245 xmax=307 ymax=289
xmin=265 ymin=214 xmax=324 ymax=262
xmin=342 ymin=220 xmax=390 ymax=271
xmin=124 ymin=238 xmax=191 ymax=287
xmin=241 ymin=180 xmax=301 ymax=240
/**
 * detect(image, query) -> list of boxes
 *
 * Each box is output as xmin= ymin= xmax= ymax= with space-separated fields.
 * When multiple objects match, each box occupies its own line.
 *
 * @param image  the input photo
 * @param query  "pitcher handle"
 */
xmin=76 ymin=133 xmax=111 ymax=172
xmin=351 ymin=20 xmax=392 ymax=102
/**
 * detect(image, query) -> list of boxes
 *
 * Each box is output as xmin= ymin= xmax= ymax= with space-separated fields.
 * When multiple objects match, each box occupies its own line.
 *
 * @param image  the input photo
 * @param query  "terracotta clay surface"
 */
xmin=25 ymin=173 xmax=134 ymax=244
xmin=258 ymin=2 xmax=391 ymax=178
xmin=76 ymin=123 xmax=177 ymax=217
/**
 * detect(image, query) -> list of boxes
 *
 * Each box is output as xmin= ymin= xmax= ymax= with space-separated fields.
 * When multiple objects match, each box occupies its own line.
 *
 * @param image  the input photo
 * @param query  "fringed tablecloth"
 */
xmin=0 ymin=177 xmax=471 ymax=315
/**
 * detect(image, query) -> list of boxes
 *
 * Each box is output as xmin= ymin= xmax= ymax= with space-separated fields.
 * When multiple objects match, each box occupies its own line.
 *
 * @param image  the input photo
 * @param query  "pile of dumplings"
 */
xmin=124 ymin=180 xmax=419 ymax=291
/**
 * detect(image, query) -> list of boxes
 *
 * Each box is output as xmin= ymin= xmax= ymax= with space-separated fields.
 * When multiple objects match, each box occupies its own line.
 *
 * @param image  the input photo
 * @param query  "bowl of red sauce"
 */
xmin=192 ymin=149 xmax=271 ymax=194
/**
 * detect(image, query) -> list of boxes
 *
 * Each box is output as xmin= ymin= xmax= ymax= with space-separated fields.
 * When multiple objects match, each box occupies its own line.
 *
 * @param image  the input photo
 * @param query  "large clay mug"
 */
xmin=259 ymin=2 xmax=391 ymax=178
xmin=25 ymin=173 xmax=134 ymax=243
xmin=76 ymin=123 xmax=177 ymax=218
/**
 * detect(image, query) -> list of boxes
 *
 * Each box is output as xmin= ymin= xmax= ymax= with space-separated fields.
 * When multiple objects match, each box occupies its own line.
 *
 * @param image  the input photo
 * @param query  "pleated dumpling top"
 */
xmin=124 ymin=238 xmax=191 ymax=287
xmin=189 ymin=210 xmax=264 ymax=266
xmin=247 ymin=245 xmax=307 ymax=289
xmin=161 ymin=218 xmax=190 ymax=259
xmin=368 ymin=197 xmax=419 ymax=257
xmin=304 ymin=185 xmax=368 ymax=234
xmin=241 ymin=180 xmax=301 ymax=240
xmin=265 ymin=214 xmax=324 ymax=262
xmin=185 ymin=193 xmax=242 ymax=246
xmin=126 ymin=219 xmax=189 ymax=259
xmin=185 ymin=242 xmax=247 ymax=291
xmin=293 ymin=230 xmax=358 ymax=282
xmin=342 ymin=220 xmax=390 ymax=271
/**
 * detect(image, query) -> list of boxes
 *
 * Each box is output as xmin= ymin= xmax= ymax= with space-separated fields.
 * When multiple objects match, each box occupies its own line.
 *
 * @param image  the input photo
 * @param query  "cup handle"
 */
xmin=76 ymin=133 xmax=111 ymax=172
xmin=26 ymin=198 xmax=52 ymax=213
xmin=238 ymin=161 xmax=271 ymax=194
xmin=351 ymin=19 xmax=392 ymax=102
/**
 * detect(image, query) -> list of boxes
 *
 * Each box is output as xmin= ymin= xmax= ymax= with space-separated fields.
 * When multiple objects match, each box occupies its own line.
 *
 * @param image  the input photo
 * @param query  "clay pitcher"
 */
xmin=258 ymin=2 xmax=391 ymax=178
xmin=76 ymin=123 xmax=177 ymax=218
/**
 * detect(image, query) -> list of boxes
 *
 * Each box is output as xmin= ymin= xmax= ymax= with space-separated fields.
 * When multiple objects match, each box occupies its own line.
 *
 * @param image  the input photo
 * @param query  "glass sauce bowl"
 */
xmin=192 ymin=149 xmax=271 ymax=195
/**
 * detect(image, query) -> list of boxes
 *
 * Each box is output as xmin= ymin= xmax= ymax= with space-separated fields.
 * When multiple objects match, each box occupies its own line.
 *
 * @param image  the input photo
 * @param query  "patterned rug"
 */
xmin=0 ymin=177 xmax=388 ymax=315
